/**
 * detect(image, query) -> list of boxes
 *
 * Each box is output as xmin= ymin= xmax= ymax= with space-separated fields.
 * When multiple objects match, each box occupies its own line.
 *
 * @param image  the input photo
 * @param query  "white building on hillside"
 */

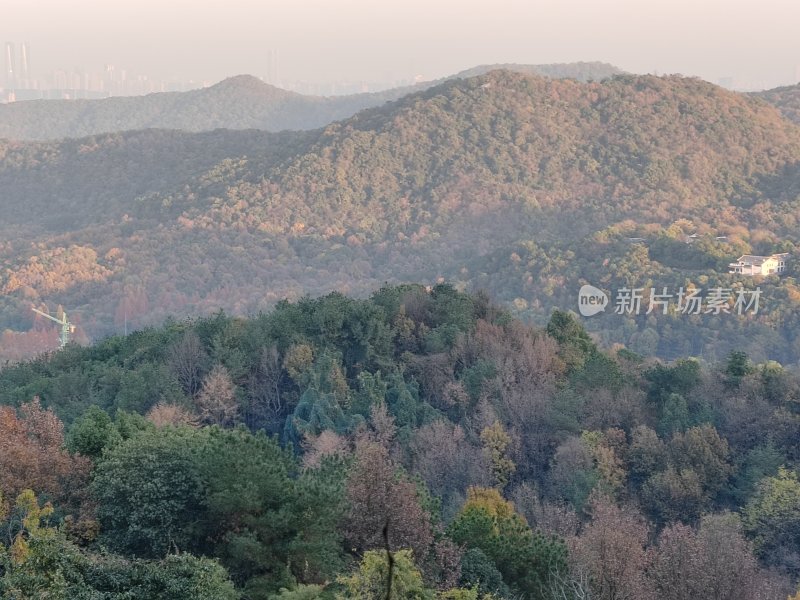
xmin=729 ymin=253 xmax=790 ymax=276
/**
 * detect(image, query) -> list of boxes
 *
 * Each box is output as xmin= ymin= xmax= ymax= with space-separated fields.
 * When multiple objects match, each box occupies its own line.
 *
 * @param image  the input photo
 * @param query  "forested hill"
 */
xmin=2 ymin=70 xmax=800 ymax=363
xmin=0 ymin=75 xmax=384 ymax=140
xmin=755 ymin=82 xmax=800 ymax=124
xmin=0 ymin=62 xmax=621 ymax=141
xmin=0 ymin=286 xmax=798 ymax=598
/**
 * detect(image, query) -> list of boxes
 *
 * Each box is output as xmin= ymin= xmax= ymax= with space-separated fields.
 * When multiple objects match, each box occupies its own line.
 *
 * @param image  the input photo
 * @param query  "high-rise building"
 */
xmin=20 ymin=43 xmax=29 ymax=83
xmin=4 ymin=42 xmax=15 ymax=89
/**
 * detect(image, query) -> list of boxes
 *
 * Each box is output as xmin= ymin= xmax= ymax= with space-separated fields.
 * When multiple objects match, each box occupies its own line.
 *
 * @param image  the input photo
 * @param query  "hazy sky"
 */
xmin=4 ymin=0 xmax=800 ymax=90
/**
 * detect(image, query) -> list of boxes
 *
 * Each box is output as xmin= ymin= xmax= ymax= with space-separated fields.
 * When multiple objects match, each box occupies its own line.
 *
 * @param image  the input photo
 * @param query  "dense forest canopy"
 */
xmin=2 ymin=69 xmax=800 ymax=363
xmin=0 ymin=285 xmax=798 ymax=598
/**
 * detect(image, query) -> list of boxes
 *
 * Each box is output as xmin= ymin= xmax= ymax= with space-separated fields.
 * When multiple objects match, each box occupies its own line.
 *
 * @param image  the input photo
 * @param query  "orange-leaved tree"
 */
xmin=0 ymin=398 xmax=91 ymax=514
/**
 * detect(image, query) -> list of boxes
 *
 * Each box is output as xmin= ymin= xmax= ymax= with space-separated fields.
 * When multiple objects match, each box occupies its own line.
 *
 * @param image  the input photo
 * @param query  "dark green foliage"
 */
xmin=546 ymin=310 xmax=597 ymax=372
xmin=459 ymin=548 xmax=511 ymax=598
xmin=743 ymin=468 xmax=800 ymax=576
xmin=448 ymin=490 xmax=569 ymax=599
xmin=92 ymin=427 xmax=207 ymax=558
xmin=0 ymin=492 xmax=238 ymax=600
xmin=385 ymin=373 xmax=438 ymax=435
xmin=459 ymin=360 xmax=497 ymax=402
xmin=288 ymin=457 xmax=349 ymax=583
xmin=645 ymin=359 xmax=702 ymax=404
xmin=82 ymin=554 xmax=240 ymax=600
xmin=90 ymin=423 xmax=347 ymax=598
xmin=283 ymin=350 xmax=365 ymax=447
xmin=645 ymin=358 xmax=711 ymax=434
xmin=113 ymin=410 xmax=154 ymax=441
xmin=66 ymin=406 xmax=121 ymax=459
xmin=725 ymin=350 xmax=755 ymax=386
xmin=197 ymin=427 xmax=348 ymax=592
xmin=641 ymin=425 xmax=733 ymax=525
xmin=195 ymin=427 xmax=298 ymax=587
xmin=729 ymin=444 xmax=784 ymax=505
xmin=658 ymin=393 xmax=691 ymax=435
xmin=570 ymin=351 xmax=625 ymax=393
xmin=285 ymin=386 xmax=354 ymax=448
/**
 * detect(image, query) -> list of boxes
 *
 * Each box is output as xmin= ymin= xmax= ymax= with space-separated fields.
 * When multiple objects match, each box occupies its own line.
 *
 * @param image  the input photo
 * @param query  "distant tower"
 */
xmin=20 ymin=43 xmax=29 ymax=83
xmin=266 ymin=49 xmax=279 ymax=85
xmin=4 ymin=42 xmax=15 ymax=89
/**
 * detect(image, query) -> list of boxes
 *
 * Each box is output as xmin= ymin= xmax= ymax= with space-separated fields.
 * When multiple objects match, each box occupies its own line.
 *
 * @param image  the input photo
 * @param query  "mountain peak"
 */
xmin=210 ymin=74 xmax=275 ymax=92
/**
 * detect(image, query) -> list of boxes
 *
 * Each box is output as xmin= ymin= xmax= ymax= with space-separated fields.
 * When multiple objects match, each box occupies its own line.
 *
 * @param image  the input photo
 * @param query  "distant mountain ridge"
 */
xmin=754 ymin=82 xmax=800 ymax=124
xmin=0 ymin=62 xmax=622 ymax=141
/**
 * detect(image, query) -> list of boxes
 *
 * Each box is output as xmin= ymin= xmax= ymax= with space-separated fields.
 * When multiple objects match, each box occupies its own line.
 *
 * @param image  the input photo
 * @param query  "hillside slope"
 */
xmin=2 ymin=70 xmax=800 ymax=363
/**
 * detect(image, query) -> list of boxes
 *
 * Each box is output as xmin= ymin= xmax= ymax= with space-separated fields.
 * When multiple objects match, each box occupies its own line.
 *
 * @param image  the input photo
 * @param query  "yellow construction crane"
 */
xmin=31 ymin=306 xmax=76 ymax=349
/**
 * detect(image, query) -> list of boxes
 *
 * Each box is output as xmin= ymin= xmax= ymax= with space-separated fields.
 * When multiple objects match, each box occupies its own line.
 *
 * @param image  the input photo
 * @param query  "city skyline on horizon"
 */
xmin=2 ymin=39 xmax=798 ymax=100
xmin=2 ymin=40 xmax=425 ymax=100
xmin=3 ymin=0 xmax=800 ymax=97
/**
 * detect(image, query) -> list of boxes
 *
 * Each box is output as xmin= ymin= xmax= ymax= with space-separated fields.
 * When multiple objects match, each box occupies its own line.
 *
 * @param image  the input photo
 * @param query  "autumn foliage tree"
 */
xmin=568 ymin=495 xmax=653 ymax=600
xmin=650 ymin=514 xmax=783 ymax=600
xmin=146 ymin=402 xmax=198 ymax=428
xmin=0 ymin=398 xmax=90 ymax=512
xmin=343 ymin=439 xmax=434 ymax=562
xmin=195 ymin=364 xmax=239 ymax=426
xmin=410 ymin=420 xmax=489 ymax=514
xmin=480 ymin=421 xmax=516 ymax=490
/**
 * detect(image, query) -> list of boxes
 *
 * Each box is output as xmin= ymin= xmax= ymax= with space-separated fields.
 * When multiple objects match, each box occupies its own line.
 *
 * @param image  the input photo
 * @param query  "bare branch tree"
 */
xmin=195 ymin=364 xmax=239 ymax=426
xmin=168 ymin=330 xmax=208 ymax=397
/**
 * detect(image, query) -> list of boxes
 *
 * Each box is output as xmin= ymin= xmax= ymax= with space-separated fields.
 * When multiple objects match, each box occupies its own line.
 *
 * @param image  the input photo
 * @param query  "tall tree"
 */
xmin=569 ymin=495 xmax=653 ymax=600
xmin=0 ymin=398 xmax=90 ymax=515
xmin=169 ymin=330 xmax=209 ymax=397
xmin=195 ymin=364 xmax=239 ymax=426
xmin=743 ymin=467 xmax=800 ymax=576
xmin=343 ymin=439 xmax=434 ymax=562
